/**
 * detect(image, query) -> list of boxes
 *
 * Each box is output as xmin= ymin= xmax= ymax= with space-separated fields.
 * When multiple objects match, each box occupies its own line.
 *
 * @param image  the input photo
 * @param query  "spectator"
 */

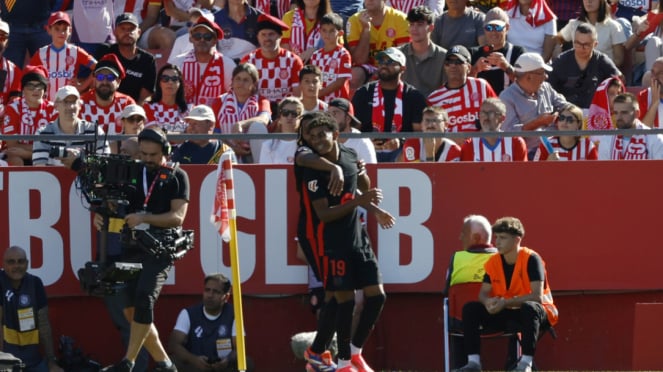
xmin=505 ymin=0 xmax=557 ymax=62
xmin=95 ymin=13 xmax=157 ymax=104
xmin=499 ymin=52 xmax=567 ymax=158
xmin=639 ymin=56 xmax=663 ymax=127
xmin=401 ymin=106 xmax=461 ymax=162
xmin=72 ymin=0 xmax=114 ymax=57
xmin=137 ymin=1 xmax=174 ymax=51
xmin=399 ymin=6 xmax=447 ymax=97
xmin=258 ymin=97 xmax=303 ymax=164
xmin=168 ymin=273 xmax=254 ymax=372
xmin=557 ymin=0 xmax=626 ymax=68
xmin=241 ymin=14 xmax=304 ymax=117
xmin=171 ymin=104 xmax=235 ymax=165
xmin=171 ymin=16 xmax=235 ymax=106
xmin=2 ymin=65 xmax=58 ymax=165
xmin=346 ymin=0 xmax=409 ymax=90
xmin=587 ymin=76 xmax=624 ymax=131
xmin=212 ymin=63 xmax=271 ymax=162
xmin=32 ymin=85 xmax=110 ymax=167
xmin=0 ymin=246 xmax=63 ymax=372
xmin=143 ymin=64 xmax=190 ymax=134
xmin=282 ymin=0 xmax=332 ymax=62
xmin=79 ymin=54 xmax=136 ymax=135
xmin=469 ymin=7 xmax=525 ymax=95
xmin=431 ymin=0 xmax=485 ymax=50
xmin=352 ymin=47 xmax=427 ymax=162
xmin=387 ymin=0 xmax=445 ymax=16
xmin=427 ymin=45 xmax=497 ymax=135
xmin=0 ymin=0 xmax=51 ymax=68
xmin=455 ymin=217 xmax=559 ymax=372
xmin=327 ymin=98 xmax=377 ymax=163
xmin=30 ymin=11 xmax=97 ymax=102
xmin=111 ymin=104 xmax=147 ymax=154
xmin=309 ymin=13 xmax=352 ymax=102
xmin=533 ymin=103 xmax=598 ymax=160
xmin=214 ymin=0 xmax=262 ymax=62
xmin=166 ymin=8 xmax=216 ymax=64
xmin=460 ymin=97 xmax=528 ymax=162
xmin=638 ymin=2 xmax=663 ymax=85
xmin=0 ymin=20 xmax=22 ymax=114
xmin=300 ymin=65 xmax=328 ymax=113
xmin=548 ymin=22 xmax=622 ymax=110
xmin=595 ymin=92 xmax=663 ymax=159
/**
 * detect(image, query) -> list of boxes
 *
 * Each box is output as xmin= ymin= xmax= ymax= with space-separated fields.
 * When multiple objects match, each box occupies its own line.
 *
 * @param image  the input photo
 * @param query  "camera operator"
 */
xmin=97 ymin=127 xmax=189 ymax=372
xmin=32 ymin=85 xmax=110 ymax=167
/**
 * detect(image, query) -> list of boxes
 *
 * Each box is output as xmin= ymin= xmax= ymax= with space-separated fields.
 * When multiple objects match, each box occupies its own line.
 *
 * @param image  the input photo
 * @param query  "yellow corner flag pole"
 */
xmin=211 ymin=152 xmax=247 ymax=371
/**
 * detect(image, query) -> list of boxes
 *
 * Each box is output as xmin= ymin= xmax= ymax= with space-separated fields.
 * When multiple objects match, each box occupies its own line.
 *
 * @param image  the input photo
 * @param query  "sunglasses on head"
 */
xmin=484 ymin=24 xmax=506 ymax=32
xmin=192 ymin=32 xmax=215 ymax=41
xmin=95 ymin=73 xmax=117 ymax=82
xmin=557 ymin=114 xmax=578 ymax=123
xmin=281 ymin=109 xmax=300 ymax=118
xmin=160 ymin=75 xmax=180 ymax=83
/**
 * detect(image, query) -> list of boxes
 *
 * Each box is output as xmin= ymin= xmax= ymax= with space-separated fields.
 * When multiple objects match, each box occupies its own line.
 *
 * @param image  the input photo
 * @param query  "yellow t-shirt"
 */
xmin=281 ymin=9 xmax=318 ymax=43
xmin=346 ymin=6 xmax=409 ymax=65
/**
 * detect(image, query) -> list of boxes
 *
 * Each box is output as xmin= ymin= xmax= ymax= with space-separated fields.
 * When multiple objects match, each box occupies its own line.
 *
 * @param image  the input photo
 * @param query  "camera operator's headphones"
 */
xmin=138 ymin=127 xmax=171 ymax=155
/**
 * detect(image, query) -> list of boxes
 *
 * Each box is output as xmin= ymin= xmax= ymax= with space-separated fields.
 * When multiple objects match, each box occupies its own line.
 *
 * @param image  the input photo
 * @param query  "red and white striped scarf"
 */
xmin=216 ymin=91 xmax=261 ymax=133
xmin=181 ymin=50 xmax=227 ymax=106
xmin=387 ymin=0 xmax=425 ymax=14
xmin=506 ymin=0 xmax=556 ymax=27
xmin=372 ymin=81 xmax=403 ymax=132
xmin=254 ymin=0 xmax=291 ymax=18
xmin=0 ymin=57 xmax=19 ymax=106
xmin=289 ymin=9 xmax=321 ymax=55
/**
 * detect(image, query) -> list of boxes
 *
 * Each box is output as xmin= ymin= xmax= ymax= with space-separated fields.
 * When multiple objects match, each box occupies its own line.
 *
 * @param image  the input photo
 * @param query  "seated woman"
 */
xmin=281 ymin=0 xmax=332 ymax=62
xmin=111 ymin=104 xmax=147 ymax=154
xmin=142 ymin=64 xmax=190 ymax=135
xmin=534 ymin=103 xmax=598 ymax=160
xmin=506 ymin=0 xmax=557 ymax=62
xmin=586 ymin=76 xmax=624 ymax=131
xmin=258 ymin=97 xmax=304 ymax=164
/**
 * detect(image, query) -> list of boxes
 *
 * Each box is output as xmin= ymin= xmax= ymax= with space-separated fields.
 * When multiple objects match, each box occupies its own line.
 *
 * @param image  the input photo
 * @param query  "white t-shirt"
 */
xmin=559 ymin=19 xmax=627 ymax=62
xmin=258 ymin=139 xmax=298 ymax=164
xmin=73 ymin=0 xmax=114 ymax=44
xmin=507 ymin=11 xmax=556 ymax=55
xmin=343 ymin=128 xmax=378 ymax=164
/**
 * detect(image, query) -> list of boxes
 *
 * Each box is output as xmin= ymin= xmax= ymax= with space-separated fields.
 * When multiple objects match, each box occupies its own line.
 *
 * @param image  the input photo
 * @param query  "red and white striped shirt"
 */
xmin=30 ymin=44 xmax=96 ymax=101
xmin=211 ymin=92 xmax=271 ymax=134
xmin=254 ymin=0 xmax=290 ymax=18
xmin=178 ymin=50 xmax=234 ymax=106
xmin=402 ymin=138 xmax=461 ymax=162
xmin=0 ymin=57 xmax=22 ymax=110
xmin=460 ymin=137 xmax=528 ymax=162
xmin=2 ymin=98 xmax=57 ymax=142
xmin=427 ymin=77 xmax=497 ymax=132
xmin=309 ymin=46 xmax=352 ymax=102
xmin=534 ymin=137 xmax=598 ymax=161
xmin=142 ymin=101 xmax=189 ymax=134
xmin=241 ymin=49 xmax=304 ymax=103
xmin=387 ymin=0 xmax=426 ymax=14
xmin=80 ymin=91 xmax=136 ymax=135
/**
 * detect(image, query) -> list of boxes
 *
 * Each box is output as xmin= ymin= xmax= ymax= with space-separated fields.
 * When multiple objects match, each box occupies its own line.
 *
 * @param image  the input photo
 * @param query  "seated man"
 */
xmin=0 ymin=246 xmax=63 ymax=372
xmin=168 ymin=273 xmax=253 ymax=372
xmin=171 ymin=105 xmax=235 ymax=165
xmin=455 ymin=217 xmax=558 ymax=372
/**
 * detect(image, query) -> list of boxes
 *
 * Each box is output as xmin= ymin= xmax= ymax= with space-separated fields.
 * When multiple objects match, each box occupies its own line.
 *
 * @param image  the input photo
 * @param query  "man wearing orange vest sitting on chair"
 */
xmin=455 ymin=217 xmax=559 ymax=372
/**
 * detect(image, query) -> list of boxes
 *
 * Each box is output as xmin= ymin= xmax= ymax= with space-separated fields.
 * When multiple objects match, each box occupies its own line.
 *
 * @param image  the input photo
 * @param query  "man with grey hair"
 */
xmin=548 ymin=22 xmax=621 ymax=109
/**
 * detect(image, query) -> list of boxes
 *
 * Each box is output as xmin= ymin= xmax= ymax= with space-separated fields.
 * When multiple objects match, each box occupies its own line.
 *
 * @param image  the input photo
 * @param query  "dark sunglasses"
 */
xmin=95 ymin=73 xmax=117 ymax=82
xmin=160 ymin=75 xmax=180 ymax=83
xmin=281 ymin=109 xmax=300 ymax=118
xmin=192 ymin=32 xmax=215 ymax=41
xmin=125 ymin=115 xmax=144 ymax=123
xmin=484 ymin=24 xmax=506 ymax=32
xmin=444 ymin=59 xmax=465 ymax=66
xmin=5 ymin=258 xmax=27 ymax=265
xmin=557 ymin=114 xmax=578 ymax=123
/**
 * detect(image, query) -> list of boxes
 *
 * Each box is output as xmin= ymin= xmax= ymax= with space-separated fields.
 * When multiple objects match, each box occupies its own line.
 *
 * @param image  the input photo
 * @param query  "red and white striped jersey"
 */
xmin=427 ymin=77 xmax=497 ymax=133
xmin=533 ymin=136 xmax=598 ymax=161
xmin=142 ymin=101 xmax=189 ymax=134
xmin=309 ymin=45 xmax=352 ymax=102
xmin=253 ymin=0 xmax=290 ymax=18
xmin=2 ymin=98 xmax=57 ymax=142
xmin=387 ymin=0 xmax=426 ymax=14
xmin=0 ymin=57 xmax=22 ymax=109
xmin=460 ymin=137 xmax=528 ymax=162
xmin=79 ymin=91 xmax=136 ymax=135
xmin=402 ymin=137 xmax=461 ymax=162
xmin=241 ymin=49 xmax=304 ymax=103
xmin=178 ymin=50 xmax=234 ymax=106
xmin=30 ymin=44 xmax=96 ymax=101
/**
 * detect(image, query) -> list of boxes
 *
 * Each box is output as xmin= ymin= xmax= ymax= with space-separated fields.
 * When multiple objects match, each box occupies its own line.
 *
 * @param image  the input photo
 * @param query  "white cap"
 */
xmin=184 ymin=104 xmax=215 ymax=121
xmin=54 ymin=85 xmax=80 ymax=101
xmin=0 ymin=20 xmax=9 ymax=35
xmin=121 ymin=104 xmax=147 ymax=120
xmin=513 ymin=53 xmax=552 ymax=73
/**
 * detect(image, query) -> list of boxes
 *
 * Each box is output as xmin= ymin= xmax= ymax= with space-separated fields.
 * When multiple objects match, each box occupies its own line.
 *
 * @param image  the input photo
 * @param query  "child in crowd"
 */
xmin=299 ymin=65 xmax=328 ymax=113
xmin=309 ymin=13 xmax=352 ymax=102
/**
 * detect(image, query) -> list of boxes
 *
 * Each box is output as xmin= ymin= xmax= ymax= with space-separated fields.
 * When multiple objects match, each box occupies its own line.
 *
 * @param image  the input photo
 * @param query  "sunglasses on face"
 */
xmin=281 ymin=109 xmax=300 ymax=118
xmin=95 ymin=73 xmax=117 ymax=82
xmin=125 ymin=115 xmax=144 ymax=123
xmin=557 ymin=114 xmax=578 ymax=123
xmin=484 ymin=24 xmax=506 ymax=32
xmin=192 ymin=32 xmax=215 ymax=41
xmin=160 ymin=75 xmax=180 ymax=83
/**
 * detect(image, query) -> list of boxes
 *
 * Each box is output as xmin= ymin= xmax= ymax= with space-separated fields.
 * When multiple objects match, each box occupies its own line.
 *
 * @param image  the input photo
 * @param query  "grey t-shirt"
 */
xmin=431 ymin=8 xmax=485 ymax=50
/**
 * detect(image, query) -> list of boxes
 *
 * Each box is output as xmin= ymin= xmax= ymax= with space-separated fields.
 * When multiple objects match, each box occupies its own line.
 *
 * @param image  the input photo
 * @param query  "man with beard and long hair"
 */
xmin=351 ymin=47 xmax=426 ymax=162
xmin=79 ymin=54 xmax=136 ymax=136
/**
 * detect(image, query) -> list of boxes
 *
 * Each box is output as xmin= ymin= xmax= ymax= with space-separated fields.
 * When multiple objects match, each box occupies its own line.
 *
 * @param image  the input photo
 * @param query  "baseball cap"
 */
xmin=484 ymin=7 xmax=509 ymax=27
xmin=0 ymin=20 xmax=9 ymax=35
xmin=48 ymin=11 xmax=71 ymax=27
xmin=55 ymin=85 xmax=80 ymax=101
xmin=116 ymin=12 xmax=139 ymax=27
xmin=184 ymin=105 xmax=216 ymax=121
xmin=376 ymin=47 xmax=406 ymax=66
xmin=190 ymin=16 xmax=224 ymax=39
xmin=189 ymin=7 xmax=215 ymax=23
xmin=256 ymin=13 xmax=290 ymax=34
xmin=21 ymin=65 xmax=49 ymax=88
xmin=446 ymin=45 xmax=471 ymax=64
xmin=121 ymin=104 xmax=147 ymax=120
xmin=329 ymin=98 xmax=361 ymax=127
xmin=513 ymin=52 xmax=552 ymax=72
xmin=95 ymin=53 xmax=127 ymax=79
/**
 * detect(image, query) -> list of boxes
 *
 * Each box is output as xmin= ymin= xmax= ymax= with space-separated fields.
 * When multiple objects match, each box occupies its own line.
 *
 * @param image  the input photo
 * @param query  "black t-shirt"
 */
xmin=129 ymin=164 xmax=190 ymax=216
xmin=352 ymin=81 xmax=426 ymax=133
xmin=470 ymin=43 xmax=525 ymax=95
xmin=96 ymin=44 xmax=157 ymax=101
xmin=484 ymin=252 xmax=545 ymax=289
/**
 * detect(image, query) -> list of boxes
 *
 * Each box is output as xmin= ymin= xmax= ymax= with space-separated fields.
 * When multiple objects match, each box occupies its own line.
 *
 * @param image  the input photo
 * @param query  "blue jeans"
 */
xmin=4 ymin=23 xmax=50 ymax=67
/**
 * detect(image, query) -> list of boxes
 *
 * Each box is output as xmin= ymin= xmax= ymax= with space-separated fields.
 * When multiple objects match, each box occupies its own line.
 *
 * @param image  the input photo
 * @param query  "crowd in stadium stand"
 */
xmin=2 ymin=0 xmax=663 ymax=167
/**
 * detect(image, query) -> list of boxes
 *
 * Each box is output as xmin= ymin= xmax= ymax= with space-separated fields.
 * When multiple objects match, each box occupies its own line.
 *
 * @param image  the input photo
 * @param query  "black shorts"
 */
xmin=297 ymin=233 xmax=327 ymax=284
xmin=325 ymin=238 xmax=382 ymax=291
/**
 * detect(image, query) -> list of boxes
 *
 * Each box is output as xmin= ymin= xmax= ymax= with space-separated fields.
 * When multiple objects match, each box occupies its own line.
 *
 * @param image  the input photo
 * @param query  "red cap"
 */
xmin=95 ymin=53 xmax=126 ymax=80
xmin=48 ymin=11 xmax=71 ymax=27
xmin=190 ymin=16 xmax=224 ymax=40
xmin=257 ymin=13 xmax=290 ymax=33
